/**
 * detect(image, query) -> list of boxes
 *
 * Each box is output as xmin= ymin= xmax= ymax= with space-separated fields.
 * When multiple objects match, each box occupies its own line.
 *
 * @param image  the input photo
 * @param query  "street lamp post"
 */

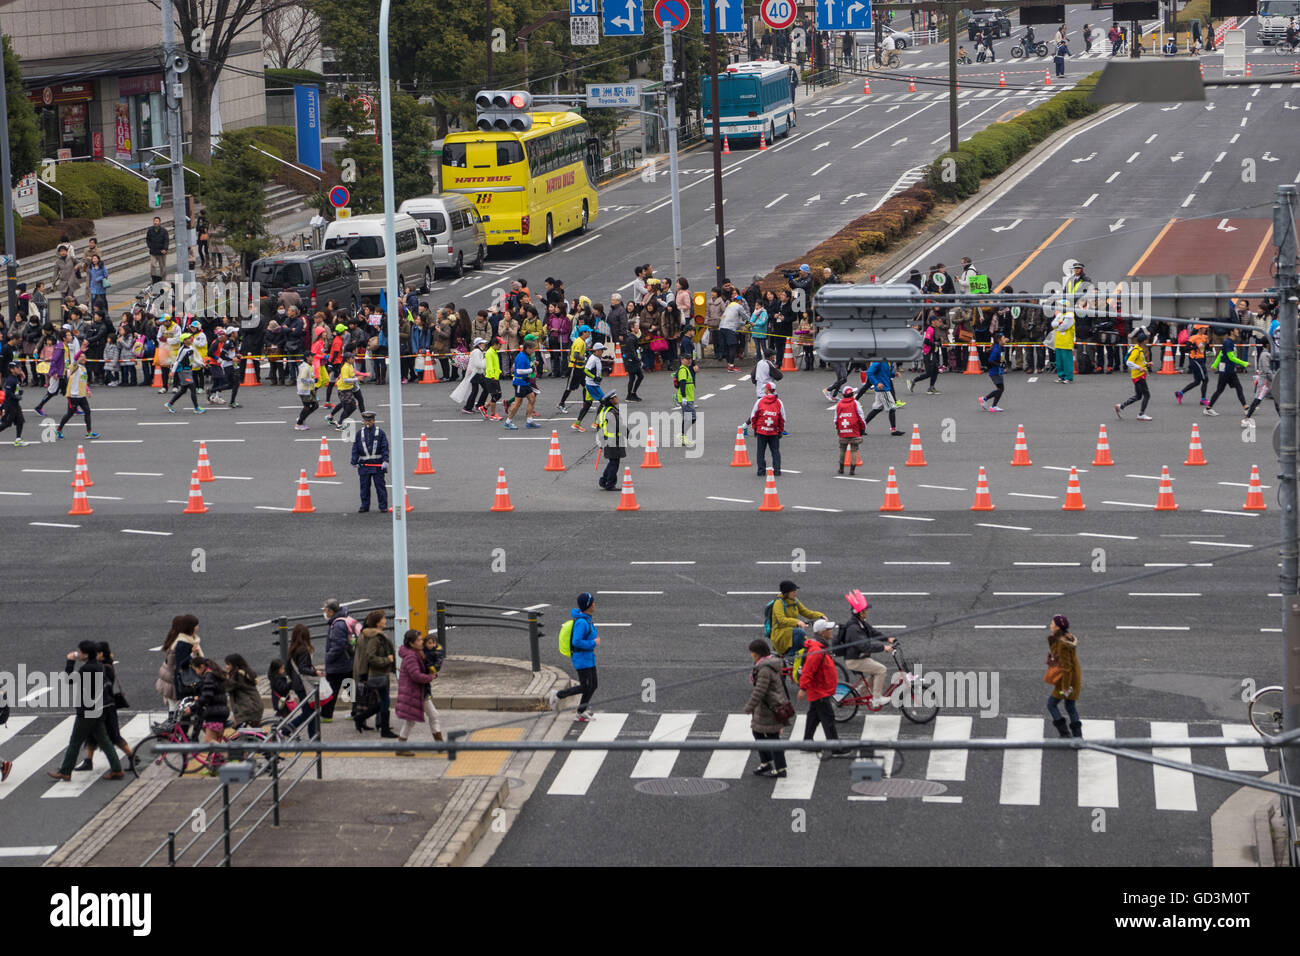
xmin=378 ymin=0 xmax=411 ymax=637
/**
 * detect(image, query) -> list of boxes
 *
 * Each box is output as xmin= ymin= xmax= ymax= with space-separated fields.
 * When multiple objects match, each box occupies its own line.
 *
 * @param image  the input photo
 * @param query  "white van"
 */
xmin=398 ymin=194 xmax=489 ymax=277
xmin=322 ymin=212 xmax=436 ymax=299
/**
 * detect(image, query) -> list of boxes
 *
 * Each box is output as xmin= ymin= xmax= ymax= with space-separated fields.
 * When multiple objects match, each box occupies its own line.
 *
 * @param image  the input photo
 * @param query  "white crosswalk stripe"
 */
xmin=0 ymin=715 xmax=75 ymax=799
xmin=42 ymin=715 xmax=153 ymax=798
xmin=532 ymin=713 xmax=1270 ymax=810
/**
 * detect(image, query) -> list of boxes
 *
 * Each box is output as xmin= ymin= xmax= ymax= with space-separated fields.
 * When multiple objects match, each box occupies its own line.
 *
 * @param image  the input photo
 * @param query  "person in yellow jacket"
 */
xmin=557 ymin=325 xmax=591 ymax=413
xmin=768 ymin=581 xmax=825 ymax=658
xmin=1113 ymin=329 xmax=1151 ymax=421
xmin=1050 ymin=306 xmax=1075 ymax=383
xmin=327 ymin=351 xmax=365 ymax=429
xmin=481 ymin=337 xmax=503 ymax=420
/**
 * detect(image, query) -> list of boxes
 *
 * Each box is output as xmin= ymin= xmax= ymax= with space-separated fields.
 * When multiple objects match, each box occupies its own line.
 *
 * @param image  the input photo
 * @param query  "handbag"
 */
xmin=772 ymin=698 xmax=796 ymax=724
xmin=174 ymin=666 xmax=200 ymax=698
xmin=113 ymin=690 xmax=130 ymax=709
xmin=1044 ymin=665 xmax=1063 ymax=685
xmin=649 ymin=336 xmax=668 ymax=352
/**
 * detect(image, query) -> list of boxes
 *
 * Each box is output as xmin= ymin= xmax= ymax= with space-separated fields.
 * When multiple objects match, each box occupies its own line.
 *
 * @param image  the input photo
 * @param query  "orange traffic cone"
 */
xmin=241 ymin=357 xmax=260 ymax=387
xmin=999 ymin=71 xmax=1007 ymax=87
xmin=68 ymin=474 xmax=93 ymax=516
xmin=421 ymin=351 xmax=438 ymax=384
xmin=905 ymin=424 xmax=927 ymax=467
xmin=490 ymin=467 xmax=514 ymax=512
xmin=854 ymin=446 xmax=864 ymax=468
xmin=862 ymin=76 xmax=872 ymax=95
xmin=413 ymin=433 xmax=437 ymax=475
xmin=843 ymin=445 xmax=854 ymax=471
xmin=70 ymin=444 xmax=93 ymax=488
xmin=641 ymin=426 xmax=662 ymax=469
xmin=758 ymin=468 xmax=784 ymax=512
xmin=880 ymin=467 xmax=904 ymax=512
xmin=759 ymin=129 xmax=767 ymax=151
xmin=610 ymin=344 xmax=627 ymax=377
xmin=970 ymin=467 xmax=995 ymax=511
xmin=1092 ymin=424 xmax=1115 ymax=466
xmin=1010 ymin=424 xmax=1032 ymax=466
xmin=963 ymin=344 xmax=982 ymax=374
xmin=730 ymin=426 xmax=753 ymax=468
xmin=780 ymin=340 xmax=798 ymax=373
xmin=1245 ymin=62 xmax=1252 ymax=78
xmin=1184 ymin=423 xmax=1207 ymax=466
xmin=1157 ymin=345 xmax=1176 ymax=374
xmin=151 ymin=362 xmax=164 ymax=389
xmin=543 ymin=430 xmax=566 ymax=472
xmin=1154 ymin=465 xmax=1179 ymax=511
xmin=183 ymin=469 xmax=209 ymax=514
xmin=908 ymin=76 xmax=917 ymax=92
xmin=195 ymin=440 xmax=214 ymax=482
xmin=722 ymin=134 xmax=731 ymax=155
xmin=314 ymin=437 xmax=337 ymax=478
xmin=1044 ymin=69 xmax=1052 ymax=86
xmin=1062 ymin=466 xmax=1085 ymax=511
xmin=290 ymin=469 xmax=314 ymax=514
xmin=616 ymin=466 xmax=640 ymax=511
xmin=389 ymin=489 xmax=414 ymax=513
xmin=1244 ymin=464 xmax=1267 ymax=511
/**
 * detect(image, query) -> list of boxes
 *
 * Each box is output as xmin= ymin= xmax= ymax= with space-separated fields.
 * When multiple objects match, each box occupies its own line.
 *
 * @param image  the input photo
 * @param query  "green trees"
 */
xmin=4 ymin=35 xmax=41 ymax=187
xmin=326 ymin=89 xmax=433 ymax=214
xmin=201 ymin=131 xmax=274 ymax=271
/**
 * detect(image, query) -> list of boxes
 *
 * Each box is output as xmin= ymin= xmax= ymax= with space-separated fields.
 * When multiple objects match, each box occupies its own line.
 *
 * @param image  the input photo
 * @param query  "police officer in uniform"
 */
xmin=350 ymin=410 xmax=390 ymax=512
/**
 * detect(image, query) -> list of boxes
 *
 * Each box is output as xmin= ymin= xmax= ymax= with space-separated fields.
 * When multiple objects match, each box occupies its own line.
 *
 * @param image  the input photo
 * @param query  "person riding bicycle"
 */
xmin=876 ymin=31 xmax=898 ymax=65
xmin=185 ymin=656 xmax=230 ymax=751
xmin=831 ymin=590 xmax=896 ymax=704
xmin=958 ymin=44 xmax=970 ymax=62
xmin=1287 ymin=21 xmax=1299 ymax=52
xmin=769 ymin=580 xmax=825 ymax=658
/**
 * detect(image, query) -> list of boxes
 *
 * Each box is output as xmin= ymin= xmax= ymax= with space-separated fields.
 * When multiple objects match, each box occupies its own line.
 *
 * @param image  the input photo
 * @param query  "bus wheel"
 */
xmin=768 ymin=122 xmax=776 ymax=145
xmin=544 ymin=215 xmax=554 ymax=252
xmin=789 ymin=109 xmax=796 ymax=130
xmin=579 ymin=201 xmax=589 ymax=235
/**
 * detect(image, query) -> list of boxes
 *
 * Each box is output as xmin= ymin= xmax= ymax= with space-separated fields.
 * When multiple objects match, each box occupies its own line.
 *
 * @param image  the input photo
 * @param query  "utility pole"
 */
xmin=1276 ymin=184 xmax=1300 ymax=856
xmin=0 ymin=18 xmax=18 ymax=321
xmin=947 ymin=5 xmax=958 ymax=152
xmin=708 ymin=28 xmax=726 ymax=286
xmin=161 ymin=0 xmax=192 ymax=290
xmin=663 ymin=24 xmax=683 ymax=279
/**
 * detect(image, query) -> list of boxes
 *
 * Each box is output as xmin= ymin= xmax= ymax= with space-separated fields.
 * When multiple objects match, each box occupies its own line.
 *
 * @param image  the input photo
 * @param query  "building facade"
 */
xmin=6 ymin=0 xmax=266 ymax=171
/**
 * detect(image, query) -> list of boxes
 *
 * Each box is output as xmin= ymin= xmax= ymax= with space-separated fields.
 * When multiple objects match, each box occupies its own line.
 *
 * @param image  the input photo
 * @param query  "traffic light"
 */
xmin=147 ymin=178 xmax=162 ymax=209
xmin=813 ymin=284 xmax=925 ymax=363
xmin=475 ymin=90 xmax=533 ymax=132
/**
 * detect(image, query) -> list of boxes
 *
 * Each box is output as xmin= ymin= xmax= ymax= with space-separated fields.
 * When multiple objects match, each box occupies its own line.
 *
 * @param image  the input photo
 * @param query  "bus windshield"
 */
xmin=1259 ymin=1 xmax=1300 ymax=14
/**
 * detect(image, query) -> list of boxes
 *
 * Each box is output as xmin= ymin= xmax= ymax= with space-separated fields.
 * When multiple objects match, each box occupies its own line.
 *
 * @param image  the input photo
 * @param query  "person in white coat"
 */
xmin=452 ymin=337 xmax=489 ymax=413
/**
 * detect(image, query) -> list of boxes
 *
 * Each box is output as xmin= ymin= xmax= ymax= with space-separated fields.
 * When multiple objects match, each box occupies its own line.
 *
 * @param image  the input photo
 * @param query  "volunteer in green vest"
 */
xmin=596 ymin=392 xmax=625 ymax=491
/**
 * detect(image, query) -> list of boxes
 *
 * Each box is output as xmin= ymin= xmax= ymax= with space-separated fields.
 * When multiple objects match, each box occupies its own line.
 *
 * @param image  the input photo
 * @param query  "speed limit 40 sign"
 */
xmin=760 ymin=0 xmax=797 ymax=30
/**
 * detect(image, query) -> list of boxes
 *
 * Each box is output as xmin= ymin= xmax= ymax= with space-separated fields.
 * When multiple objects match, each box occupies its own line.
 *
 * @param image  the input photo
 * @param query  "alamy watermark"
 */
xmin=141 ymin=275 xmax=262 ymax=328
xmin=0 ymin=666 xmax=104 ymax=716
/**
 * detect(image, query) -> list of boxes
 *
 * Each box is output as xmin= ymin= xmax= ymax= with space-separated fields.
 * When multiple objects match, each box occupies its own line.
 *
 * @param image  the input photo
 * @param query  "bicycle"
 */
xmin=1248 ymin=685 xmax=1284 ymax=737
xmin=872 ymin=50 xmax=902 ymax=69
xmin=830 ymin=640 xmax=939 ymax=725
xmin=149 ymin=699 xmax=271 ymax=776
xmin=1275 ymin=40 xmax=1300 ymax=55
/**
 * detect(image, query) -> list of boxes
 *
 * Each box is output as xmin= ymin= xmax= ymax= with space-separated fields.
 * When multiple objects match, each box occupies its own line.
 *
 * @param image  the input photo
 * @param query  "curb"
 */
xmin=44 ymin=762 xmax=172 ymax=868
xmin=1210 ymin=770 xmax=1282 ymax=866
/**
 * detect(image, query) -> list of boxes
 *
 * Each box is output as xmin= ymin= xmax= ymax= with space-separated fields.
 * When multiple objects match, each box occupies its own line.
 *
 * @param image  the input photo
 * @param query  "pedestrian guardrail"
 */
xmin=272 ymin=602 xmax=394 ymax=663
xmin=435 ymin=600 xmax=544 ymax=673
xmin=141 ymin=686 xmax=323 ymax=868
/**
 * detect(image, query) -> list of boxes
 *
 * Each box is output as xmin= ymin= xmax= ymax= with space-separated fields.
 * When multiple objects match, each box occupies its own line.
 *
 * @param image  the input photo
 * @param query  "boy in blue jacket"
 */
xmin=856 ymin=360 xmax=905 ymax=436
xmin=551 ymin=592 xmax=600 ymax=721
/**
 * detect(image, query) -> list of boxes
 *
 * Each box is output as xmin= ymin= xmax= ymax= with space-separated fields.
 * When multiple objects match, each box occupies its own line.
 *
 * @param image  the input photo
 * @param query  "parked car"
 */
xmin=322 ymin=212 xmax=435 ymax=300
xmin=853 ymin=24 xmax=914 ymax=49
xmin=398 ymin=194 xmax=489 ymax=278
xmin=968 ymin=9 xmax=1013 ymax=40
xmin=249 ymin=250 xmax=361 ymax=315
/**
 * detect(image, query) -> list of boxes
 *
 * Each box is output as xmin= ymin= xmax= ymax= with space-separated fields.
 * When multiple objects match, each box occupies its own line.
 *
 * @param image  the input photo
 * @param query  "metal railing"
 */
xmin=435 ymin=600 xmax=544 ymax=672
xmin=141 ymin=145 xmax=203 ymax=180
xmin=141 ymin=685 xmax=323 ymax=867
xmin=248 ymin=144 xmax=322 ymax=183
xmin=101 ymin=156 xmax=149 ymax=182
xmin=37 ymin=179 xmax=63 ymax=220
xmin=273 ymin=600 xmax=393 ymax=662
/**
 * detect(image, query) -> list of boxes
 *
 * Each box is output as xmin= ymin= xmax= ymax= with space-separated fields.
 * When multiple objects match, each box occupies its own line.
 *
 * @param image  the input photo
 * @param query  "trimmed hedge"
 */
xmin=265 ymin=68 xmax=328 ymax=90
xmin=54 ymin=162 xmax=148 ymax=215
xmin=926 ymin=72 xmax=1101 ymax=199
xmin=16 ymin=216 xmax=94 ymax=258
xmin=38 ymin=201 xmax=58 ymax=221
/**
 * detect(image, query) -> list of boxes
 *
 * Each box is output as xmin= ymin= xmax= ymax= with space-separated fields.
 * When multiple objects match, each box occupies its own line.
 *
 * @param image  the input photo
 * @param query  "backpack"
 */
xmin=762 ymin=599 xmax=777 ymax=637
xmin=558 ymin=618 xmax=575 ymax=657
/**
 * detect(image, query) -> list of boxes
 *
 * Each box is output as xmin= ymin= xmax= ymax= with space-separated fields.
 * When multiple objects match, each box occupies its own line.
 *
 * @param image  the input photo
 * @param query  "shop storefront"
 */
xmin=29 ymin=82 xmax=95 ymax=159
xmin=117 ymin=74 xmax=165 ymax=167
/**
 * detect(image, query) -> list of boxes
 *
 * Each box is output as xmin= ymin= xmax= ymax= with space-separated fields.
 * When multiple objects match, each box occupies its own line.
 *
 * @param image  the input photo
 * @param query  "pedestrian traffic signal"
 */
xmin=813 ymin=283 xmax=925 ymax=362
xmin=475 ymin=90 xmax=533 ymax=132
xmin=147 ymin=178 xmax=163 ymax=209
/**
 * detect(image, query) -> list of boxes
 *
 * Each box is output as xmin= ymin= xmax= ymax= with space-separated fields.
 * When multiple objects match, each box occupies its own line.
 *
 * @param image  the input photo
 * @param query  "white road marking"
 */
xmin=810 ymin=163 xmax=832 ymax=176
xmin=1219 ymin=481 xmax=1271 ymax=488
xmin=793 ymin=505 xmax=843 ymax=512
xmin=764 ymin=193 xmax=789 ymax=209
xmin=630 ymin=560 xmax=695 ymax=565
xmin=1007 ymin=492 xmax=1056 ymax=499
xmin=883 ymin=561 xmax=949 ymax=565
xmin=121 ymin=529 xmax=172 ymax=536
xmin=772 ymin=715 xmax=823 ymax=800
xmin=1081 ymin=193 xmax=1098 ymax=207
xmin=136 ymin=422 xmax=188 ymax=426
xmin=1181 ymin=193 xmax=1196 ymax=208
xmin=918 ymin=484 xmax=966 ymax=491
xmin=868 ymin=592 xmax=930 ymax=596
xmin=1215 ymin=151 xmax=1226 ymax=163
xmin=698 ymin=624 xmax=762 ymax=628
xmin=597 ymin=590 xmax=663 ymax=595
xmin=234 ymin=619 xmax=273 ymax=631
xmin=1078 ymin=719 xmax=1119 ymax=808
xmin=835 ymin=475 xmax=881 ymax=482
xmin=0 ymin=491 xmax=32 ymax=496
xmin=1077 ymin=532 xmax=1137 ymax=540
xmin=978 ymin=523 xmax=1031 ymax=531
xmin=0 ymin=846 xmax=58 ymax=858
xmin=629 ymin=713 xmax=696 ymax=778
xmin=1221 ymin=723 xmax=1269 ymax=772
xmin=861 ymin=712 xmax=900 ymax=781
xmin=85 ymin=496 xmax=123 ymax=501
xmin=1145 ymin=134 xmax=1158 ymax=144
xmin=547 ymin=713 xmax=628 ymax=796
xmin=1230 ymin=133 xmax=1240 ymax=143
xmin=22 ymin=468 xmax=71 ymax=474
xmin=1041 ymin=465 xmax=1086 ymax=472
xmin=925 ymin=716 xmax=972 ymax=781
xmin=1144 ymin=562 xmax=1213 ymax=567
xmin=1151 ymin=721 xmax=1197 ymax=811
xmin=43 ymin=715 xmax=153 ymax=798
xmin=429 ymin=578 xmax=451 ymax=587
xmin=254 ymin=505 xmax=293 ymax=511
xmin=1128 ymin=592 xmax=1201 ymax=597
xmin=703 ymin=714 xmax=754 ymax=779
xmin=0 ymin=716 xmax=74 ymax=800
xmin=115 ymin=472 xmax=163 ymax=477
xmin=974 ymin=625 xmax=1045 ymax=630
xmin=1201 ymin=509 xmax=1258 ymax=517
xmin=212 ymin=475 xmax=254 ymax=481
xmin=1125 ymin=151 xmax=1140 ymax=163
xmin=1101 ymin=500 xmax=1156 ymax=508
xmin=1199 ymin=171 xmax=1212 ymax=184
xmin=29 ymin=522 xmax=80 ymax=528
xmin=1189 ymin=540 xmax=1252 ymax=548
xmin=192 ymin=438 xmax=244 ymax=442
xmin=852 ymin=104 xmax=935 ymax=150
xmin=994 ymin=591 xmax=1061 ymax=596
xmin=878 ymin=514 xmax=934 ymax=522
xmin=706 ymin=496 xmax=754 ymax=504
xmin=1106 ymin=171 xmax=1120 ymax=183
xmin=999 ymin=717 xmax=1044 ymax=806
xmin=1015 ymin=561 xmax=1079 ymax=567
xmin=1125 ymin=473 xmax=1170 ymax=480
xmin=306 ymin=480 xmax=341 ymax=485
xmin=1115 ymin=626 xmax=1189 ymax=631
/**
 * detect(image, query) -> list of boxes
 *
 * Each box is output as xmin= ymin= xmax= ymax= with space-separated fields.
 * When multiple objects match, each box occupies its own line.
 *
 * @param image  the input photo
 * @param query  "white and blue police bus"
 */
xmin=700 ymin=60 xmax=797 ymax=147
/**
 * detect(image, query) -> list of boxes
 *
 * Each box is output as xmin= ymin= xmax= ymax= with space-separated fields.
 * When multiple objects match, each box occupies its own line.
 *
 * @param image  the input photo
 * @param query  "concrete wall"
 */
xmin=6 ymin=0 xmax=160 ymax=61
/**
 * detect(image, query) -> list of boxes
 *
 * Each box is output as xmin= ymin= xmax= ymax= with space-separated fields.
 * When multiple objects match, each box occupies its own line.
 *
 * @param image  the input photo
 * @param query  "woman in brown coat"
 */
xmin=1045 ymin=614 xmax=1082 ymax=738
xmin=743 ymin=639 xmax=792 ymax=778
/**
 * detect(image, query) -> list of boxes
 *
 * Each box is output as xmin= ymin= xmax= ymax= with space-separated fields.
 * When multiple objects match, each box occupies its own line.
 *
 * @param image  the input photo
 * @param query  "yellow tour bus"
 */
xmin=440 ymin=111 xmax=600 ymax=251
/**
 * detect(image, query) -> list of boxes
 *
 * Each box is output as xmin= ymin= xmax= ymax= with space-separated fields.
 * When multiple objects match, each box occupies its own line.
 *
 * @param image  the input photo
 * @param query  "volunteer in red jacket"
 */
xmin=798 ymin=619 xmax=850 ymax=758
xmin=833 ymin=385 xmax=866 ymax=475
xmin=750 ymin=382 xmax=787 ymax=477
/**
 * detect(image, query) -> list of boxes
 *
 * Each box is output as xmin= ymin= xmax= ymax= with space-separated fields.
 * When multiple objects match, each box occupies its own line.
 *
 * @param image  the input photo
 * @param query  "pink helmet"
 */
xmin=845 ymin=589 xmax=870 ymax=614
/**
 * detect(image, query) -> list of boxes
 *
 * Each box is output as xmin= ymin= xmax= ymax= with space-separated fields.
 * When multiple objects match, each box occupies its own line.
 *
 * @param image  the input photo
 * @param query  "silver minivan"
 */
xmin=398 ymin=194 xmax=488 ymax=277
xmin=323 ymin=212 xmax=436 ymax=299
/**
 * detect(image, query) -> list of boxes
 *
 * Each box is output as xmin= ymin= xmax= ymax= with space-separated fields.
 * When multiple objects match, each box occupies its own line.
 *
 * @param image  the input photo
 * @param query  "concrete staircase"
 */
xmin=19 ymin=182 xmax=312 ymax=287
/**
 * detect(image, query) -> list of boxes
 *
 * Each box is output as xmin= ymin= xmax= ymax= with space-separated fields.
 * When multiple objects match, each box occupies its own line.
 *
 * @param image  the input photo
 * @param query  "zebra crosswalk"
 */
xmin=544 ymin=712 xmax=1273 ymax=811
xmin=821 ymin=83 xmax=1077 ymax=106
xmin=0 ymin=713 xmax=155 ymax=802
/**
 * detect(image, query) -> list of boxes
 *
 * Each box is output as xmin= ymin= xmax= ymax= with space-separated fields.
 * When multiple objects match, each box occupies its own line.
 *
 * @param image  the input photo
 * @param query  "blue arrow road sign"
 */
xmin=569 ymin=0 xmax=595 ymax=14
xmin=603 ymin=0 xmax=644 ymax=35
xmin=818 ymin=0 xmax=871 ymax=30
xmin=702 ymin=0 xmax=743 ymax=33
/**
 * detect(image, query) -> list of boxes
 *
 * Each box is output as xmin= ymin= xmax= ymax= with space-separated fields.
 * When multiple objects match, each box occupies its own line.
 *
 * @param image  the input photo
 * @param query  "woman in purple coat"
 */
xmin=394 ymin=630 xmax=443 ymax=755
